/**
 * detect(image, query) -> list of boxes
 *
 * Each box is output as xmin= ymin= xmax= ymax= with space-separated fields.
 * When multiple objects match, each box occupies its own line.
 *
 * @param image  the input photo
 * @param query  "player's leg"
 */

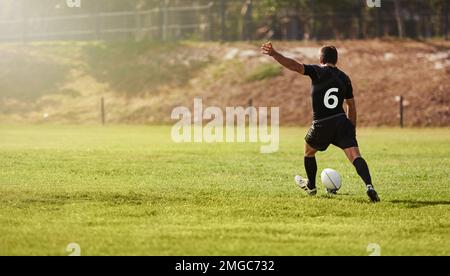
xmin=296 ymin=122 xmax=331 ymax=196
xmin=295 ymin=143 xmax=318 ymax=195
xmin=304 ymin=143 xmax=318 ymax=189
xmin=343 ymin=147 xmax=380 ymax=202
xmin=344 ymin=147 xmax=371 ymax=185
xmin=334 ymin=117 xmax=380 ymax=202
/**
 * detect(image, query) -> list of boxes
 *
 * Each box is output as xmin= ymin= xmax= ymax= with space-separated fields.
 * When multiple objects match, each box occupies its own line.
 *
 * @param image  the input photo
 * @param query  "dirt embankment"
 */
xmin=200 ymin=40 xmax=450 ymax=127
xmin=0 ymin=40 xmax=449 ymax=126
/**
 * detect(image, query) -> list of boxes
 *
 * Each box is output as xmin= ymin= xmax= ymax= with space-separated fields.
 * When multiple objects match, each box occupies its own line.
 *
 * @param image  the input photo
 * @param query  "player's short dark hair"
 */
xmin=320 ymin=46 xmax=338 ymax=65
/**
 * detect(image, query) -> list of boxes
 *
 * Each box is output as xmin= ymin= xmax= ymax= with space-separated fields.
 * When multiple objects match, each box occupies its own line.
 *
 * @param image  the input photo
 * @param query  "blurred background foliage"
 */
xmin=0 ymin=0 xmax=448 ymax=41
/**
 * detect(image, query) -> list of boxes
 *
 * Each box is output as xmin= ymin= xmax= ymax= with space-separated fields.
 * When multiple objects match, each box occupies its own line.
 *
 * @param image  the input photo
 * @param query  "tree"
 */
xmin=394 ymin=0 xmax=405 ymax=38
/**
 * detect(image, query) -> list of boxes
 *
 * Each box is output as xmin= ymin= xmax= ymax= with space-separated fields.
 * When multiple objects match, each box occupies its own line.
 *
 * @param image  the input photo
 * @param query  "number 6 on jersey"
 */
xmin=324 ymin=88 xmax=339 ymax=109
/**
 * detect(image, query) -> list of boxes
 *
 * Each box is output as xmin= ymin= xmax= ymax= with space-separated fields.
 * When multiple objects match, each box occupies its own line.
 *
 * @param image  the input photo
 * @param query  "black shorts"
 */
xmin=305 ymin=114 xmax=358 ymax=151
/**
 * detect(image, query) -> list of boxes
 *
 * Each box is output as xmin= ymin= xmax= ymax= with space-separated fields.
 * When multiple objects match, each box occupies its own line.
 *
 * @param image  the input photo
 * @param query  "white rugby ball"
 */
xmin=321 ymin=168 xmax=342 ymax=191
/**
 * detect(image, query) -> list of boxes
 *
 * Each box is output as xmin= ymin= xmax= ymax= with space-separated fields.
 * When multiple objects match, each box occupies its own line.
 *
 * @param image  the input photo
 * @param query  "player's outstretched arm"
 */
xmin=261 ymin=42 xmax=305 ymax=75
xmin=345 ymin=98 xmax=357 ymax=127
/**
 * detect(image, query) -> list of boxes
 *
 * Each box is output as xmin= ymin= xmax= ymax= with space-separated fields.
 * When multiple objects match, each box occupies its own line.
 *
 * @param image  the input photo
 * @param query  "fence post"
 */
xmin=248 ymin=98 xmax=253 ymax=126
xmin=399 ymin=96 xmax=403 ymax=128
xmin=396 ymin=96 xmax=404 ymax=128
xmin=101 ymin=97 xmax=106 ymax=125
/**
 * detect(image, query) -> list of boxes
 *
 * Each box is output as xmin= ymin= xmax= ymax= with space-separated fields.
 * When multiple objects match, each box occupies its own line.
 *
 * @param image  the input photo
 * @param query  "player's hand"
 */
xmin=261 ymin=42 xmax=275 ymax=56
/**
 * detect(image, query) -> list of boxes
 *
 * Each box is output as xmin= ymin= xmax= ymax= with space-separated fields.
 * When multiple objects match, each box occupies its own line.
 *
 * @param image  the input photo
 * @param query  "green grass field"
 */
xmin=0 ymin=125 xmax=449 ymax=256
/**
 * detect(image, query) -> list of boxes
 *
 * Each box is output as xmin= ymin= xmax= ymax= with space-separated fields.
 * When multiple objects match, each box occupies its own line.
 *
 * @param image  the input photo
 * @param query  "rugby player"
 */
xmin=261 ymin=42 xmax=380 ymax=203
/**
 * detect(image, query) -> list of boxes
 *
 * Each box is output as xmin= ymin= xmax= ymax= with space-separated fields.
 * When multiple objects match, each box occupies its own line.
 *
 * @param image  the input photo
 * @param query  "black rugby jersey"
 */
xmin=304 ymin=65 xmax=354 ymax=121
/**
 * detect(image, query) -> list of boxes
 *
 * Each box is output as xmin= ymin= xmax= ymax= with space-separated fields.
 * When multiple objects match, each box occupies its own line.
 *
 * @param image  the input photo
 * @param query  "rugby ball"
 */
xmin=321 ymin=168 xmax=342 ymax=191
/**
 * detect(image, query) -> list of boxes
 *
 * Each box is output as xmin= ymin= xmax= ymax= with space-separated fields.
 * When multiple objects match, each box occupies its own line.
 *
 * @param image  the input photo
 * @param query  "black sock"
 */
xmin=304 ymin=157 xmax=317 ymax=189
xmin=353 ymin=157 xmax=373 ymax=187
